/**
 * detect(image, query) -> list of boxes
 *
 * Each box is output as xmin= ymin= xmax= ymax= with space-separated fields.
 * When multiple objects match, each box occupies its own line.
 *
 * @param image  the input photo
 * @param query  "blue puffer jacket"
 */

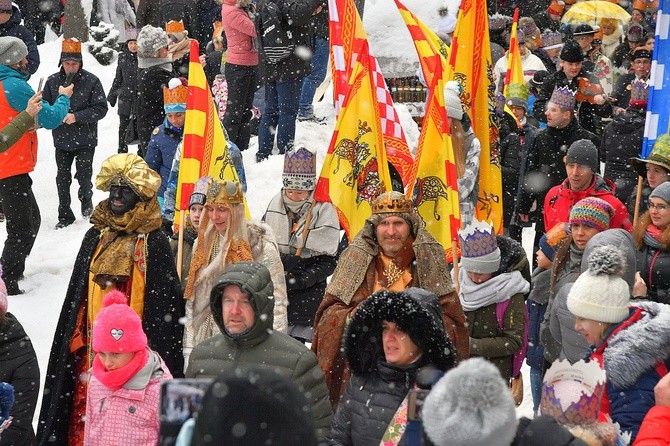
xmin=145 ymin=119 xmax=183 ymax=198
xmin=0 ymin=6 xmax=40 ymax=75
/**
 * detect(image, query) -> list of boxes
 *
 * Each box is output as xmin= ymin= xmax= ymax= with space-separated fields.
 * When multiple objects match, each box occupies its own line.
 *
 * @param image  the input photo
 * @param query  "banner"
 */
xmin=315 ymin=36 xmax=392 ymax=240
xmin=447 ymin=0 xmax=504 ymax=232
xmin=177 ymin=39 xmax=246 ymax=211
xmin=643 ymin=0 xmax=670 ymax=157
xmin=395 ymin=0 xmax=461 ymax=260
xmin=328 ymin=0 xmax=413 ymax=186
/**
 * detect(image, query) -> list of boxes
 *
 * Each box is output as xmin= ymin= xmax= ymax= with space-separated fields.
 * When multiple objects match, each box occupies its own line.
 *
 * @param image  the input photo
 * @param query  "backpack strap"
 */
xmin=496 ymin=298 xmax=511 ymax=331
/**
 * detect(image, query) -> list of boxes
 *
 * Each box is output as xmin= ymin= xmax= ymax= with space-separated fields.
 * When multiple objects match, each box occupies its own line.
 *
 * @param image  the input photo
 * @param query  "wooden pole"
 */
xmin=451 ymin=239 xmax=460 ymax=295
xmin=633 ymin=176 xmax=644 ymax=228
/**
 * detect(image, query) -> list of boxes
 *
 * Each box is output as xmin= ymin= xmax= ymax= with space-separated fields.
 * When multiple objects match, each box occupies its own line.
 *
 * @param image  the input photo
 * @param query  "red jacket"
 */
xmin=0 ymin=82 xmax=37 ymax=180
xmin=543 ymin=175 xmax=633 ymax=232
xmin=634 ymin=406 xmax=670 ymax=445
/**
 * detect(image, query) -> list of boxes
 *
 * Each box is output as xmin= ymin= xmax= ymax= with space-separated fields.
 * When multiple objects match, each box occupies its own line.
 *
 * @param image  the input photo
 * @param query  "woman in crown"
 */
xmin=182 ymin=179 xmax=287 ymax=369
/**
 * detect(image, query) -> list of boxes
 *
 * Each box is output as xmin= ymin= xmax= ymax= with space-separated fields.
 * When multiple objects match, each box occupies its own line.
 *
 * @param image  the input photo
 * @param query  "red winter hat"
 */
xmin=548 ymin=0 xmax=565 ymax=16
xmin=92 ymin=291 xmax=147 ymax=353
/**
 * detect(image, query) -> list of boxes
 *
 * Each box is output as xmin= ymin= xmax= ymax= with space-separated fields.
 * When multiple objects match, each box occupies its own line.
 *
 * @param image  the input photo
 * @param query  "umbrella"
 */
xmin=561 ymin=1 xmax=631 ymax=27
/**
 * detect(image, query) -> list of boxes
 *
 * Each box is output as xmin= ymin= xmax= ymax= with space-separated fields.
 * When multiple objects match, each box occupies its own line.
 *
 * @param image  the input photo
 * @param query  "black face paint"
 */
xmin=109 ymin=185 xmax=141 ymax=215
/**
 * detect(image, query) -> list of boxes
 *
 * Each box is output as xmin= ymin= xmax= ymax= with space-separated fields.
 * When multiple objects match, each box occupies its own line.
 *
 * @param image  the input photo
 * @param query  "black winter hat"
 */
xmin=566 ymin=139 xmax=599 ymax=172
xmin=573 ymin=24 xmax=597 ymax=36
xmin=560 ymin=39 xmax=583 ymax=62
xmin=192 ymin=365 xmax=318 ymax=446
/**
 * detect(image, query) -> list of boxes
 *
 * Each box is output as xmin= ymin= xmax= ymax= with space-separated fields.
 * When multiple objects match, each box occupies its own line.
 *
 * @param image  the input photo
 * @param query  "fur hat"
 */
xmin=650 ymin=180 xmax=670 ymax=204
xmin=567 ymin=246 xmax=630 ymax=324
xmin=631 ymin=133 xmax=670 ymax=177
xmin=96 ymin=153 xmax=161 ymax=200
xmin=0 ymin=36 xmax=27 ymax=66
xmin=627 ymin=24 xmax=645 ymax=43
xmin=458 ymin=219 xmax=501 ymax=274
xmin=444 ymin=80 xmax=464 ymax=120
xmin=530 ymin=70 xmax=550 ymax=89
xmin=569 ymin=197 xmax=614 ymax=232
xmin=550 ymin=86 xmax=576 ymax=111
xmin=283 ymin=147 xmax=316 ymax=191
xmin=423 ymin=357 xmax=518 ymax=446
xmin=560 ymin=39 xmax=583 ymax=62
xmin=137 ymin=25 xmax=169 ymax=58
xmin=438 ymin=14 xmax=457 ymax=35
xmin=92 ymin=291 xmax=148 ymax=353
xmin=566 ymin=139 xmax=599 ymax=172
xmin=539 ymin=222 xmax=569 ymax=261
xmin=163 ymin=77 xmax=187 ymax=113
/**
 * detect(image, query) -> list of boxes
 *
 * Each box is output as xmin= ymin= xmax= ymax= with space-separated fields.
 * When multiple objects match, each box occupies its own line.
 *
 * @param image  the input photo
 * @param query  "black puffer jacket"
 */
xmin=108 ymin=49 xmax=138 ymax=117
xmin=601 ymin=109 xmax=645 ymax=193
xmin=259 ymin=0 xmax=320 ymax=82
xmin=499 ymin=114 xmax=523 ymax=228
xmin=518 ymin=117 xmax=599 ymax=227
xmin=635 ymin=215 xmax=670 ymax=304
xmin=137 ymin=65 xmax=176 ymax=146
xmin=327 ymin=289 xmax=456 ymax=446
xmin=0 ymin=313 xmax=39 ymax=446
xmin=42 ymin=68 xmax=108 ymax=151
xmin=160 ymin=0 xmax=200 ymax=39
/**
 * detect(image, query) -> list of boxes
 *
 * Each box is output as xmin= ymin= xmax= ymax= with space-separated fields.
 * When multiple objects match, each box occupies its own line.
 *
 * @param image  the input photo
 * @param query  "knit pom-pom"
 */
xmin=168 ymin=77 xmax=183 ymax=90
xmin=587 ymin=246 xmax=625 ymax=276
xmin=102 ymin=290 xmax=129 ymax=308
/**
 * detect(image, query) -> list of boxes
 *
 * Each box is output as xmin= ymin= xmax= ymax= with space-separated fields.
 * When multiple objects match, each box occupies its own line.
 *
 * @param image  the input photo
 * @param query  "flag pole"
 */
xmin=176 ymin=210 xmax=185 ymax=279
xmin=451 ymin=239 xmax=460 ymax=295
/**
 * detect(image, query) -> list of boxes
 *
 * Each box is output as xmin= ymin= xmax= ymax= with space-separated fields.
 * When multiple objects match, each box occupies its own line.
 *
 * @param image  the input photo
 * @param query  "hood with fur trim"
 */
xmin=344 ymin=288 xmax=456 ymax=375
xmin=603 ymin=301 xmax=670 ymax=390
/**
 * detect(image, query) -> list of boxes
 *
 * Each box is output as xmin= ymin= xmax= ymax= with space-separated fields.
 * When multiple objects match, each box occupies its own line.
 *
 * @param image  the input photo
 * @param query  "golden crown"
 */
xmin=206 ymin=180 xmax=244 ymax=205
xmin=62 ymin=38 xmax=81 ymax=54
xmin=165 ymin=20 xmax=185 ymax=34
xmin=371 ymin=191 xmax=414 ymax=214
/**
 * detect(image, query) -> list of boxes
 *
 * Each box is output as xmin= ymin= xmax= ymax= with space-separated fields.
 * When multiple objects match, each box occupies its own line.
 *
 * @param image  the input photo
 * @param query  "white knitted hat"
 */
xmin=422 ymin=357 xmax=517 ymax=446
xmin=137 ymin=25 xmax=169 ymax=58
xmin=444 ymin=80 xmax=464 ymax=120
xmin=567 ymin=246 xmax=630 ymax=324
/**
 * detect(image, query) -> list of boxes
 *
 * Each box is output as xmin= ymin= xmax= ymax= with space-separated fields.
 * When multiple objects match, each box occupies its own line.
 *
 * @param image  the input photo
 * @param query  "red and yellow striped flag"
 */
xmin=314 ymin=37 xmax=392 ymax=241
xmin=328 ymin=0 xmax=413 ymax=186
xmin=395 ymin=0 xmax=460 ymax=261
xmin=177 ymin=39 xmax=246 ymax=211
xmin=447 ymin=0 xmax=504 ymax=233
xmin=503 ymin=8 xmax=527 ymax=117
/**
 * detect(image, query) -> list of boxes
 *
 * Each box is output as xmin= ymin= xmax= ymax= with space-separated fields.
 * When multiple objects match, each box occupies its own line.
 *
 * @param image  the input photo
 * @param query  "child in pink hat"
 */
xmin=84 ymin=291 xmax=172 ymax=445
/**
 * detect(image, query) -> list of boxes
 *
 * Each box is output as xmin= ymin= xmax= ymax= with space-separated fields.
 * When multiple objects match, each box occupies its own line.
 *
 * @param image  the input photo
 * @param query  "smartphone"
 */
xmin=37 ymin=77 xmax=44 ymax=92
xmin=158 ymin=378 xmax=213 ymax=446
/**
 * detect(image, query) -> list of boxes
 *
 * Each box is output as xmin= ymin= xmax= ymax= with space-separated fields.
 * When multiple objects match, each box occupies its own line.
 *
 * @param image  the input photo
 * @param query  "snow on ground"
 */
xmin=6 ymin=0 xmax=537 ymax=429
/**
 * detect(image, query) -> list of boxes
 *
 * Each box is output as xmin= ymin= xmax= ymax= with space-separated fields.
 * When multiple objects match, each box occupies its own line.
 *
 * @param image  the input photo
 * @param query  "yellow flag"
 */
xmin=314 ymin=39 xmax=392 ymax=241
xmin=447 ymin=0 xmax=503 ymax=232
xmin=503 ymin=8 xmax=528 ymax=118
xmin=395 ymin=0 xmax=461 ymax=261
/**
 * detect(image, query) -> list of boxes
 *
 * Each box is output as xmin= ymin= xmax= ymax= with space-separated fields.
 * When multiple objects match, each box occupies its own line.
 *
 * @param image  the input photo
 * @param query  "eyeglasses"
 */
xmin=649 ymin=203 xmax=670 ymax=211
xmin=634 ymin=59 xmax=652 ymax=65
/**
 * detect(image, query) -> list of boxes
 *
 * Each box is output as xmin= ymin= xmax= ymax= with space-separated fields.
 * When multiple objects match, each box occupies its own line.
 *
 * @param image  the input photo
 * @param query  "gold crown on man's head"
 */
xmin=371 ymin=191 xmax=414 ymax=214
xmin=206 ymin=180 xmax=244 ymax=205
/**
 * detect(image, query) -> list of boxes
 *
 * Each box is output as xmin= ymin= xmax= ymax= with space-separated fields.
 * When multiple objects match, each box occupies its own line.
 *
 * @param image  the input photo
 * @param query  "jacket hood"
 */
xmin=611 ymin=109 xmax=646 ymax=132
xmin=603 ymin=301 xmax=670 ymax=390
xmin=582 ymin=229 xmax=636 ymax=290
xmin=496 ymin=235 xmax=531 ymax=281
xmin=0 ymin=63 xmax=26 ymax=81
xmin=344 ymin=289 xmax=456 ymax=375
xmin=209 ymin=261 xmax=275 ymax=345
xmin=0 ymin=313 xmax=33 ymax=362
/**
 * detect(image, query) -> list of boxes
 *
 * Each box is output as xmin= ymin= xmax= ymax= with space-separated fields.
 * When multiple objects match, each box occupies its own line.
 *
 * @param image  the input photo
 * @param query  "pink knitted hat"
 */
xmin=92 ymin=291 xmax=147 ymax=353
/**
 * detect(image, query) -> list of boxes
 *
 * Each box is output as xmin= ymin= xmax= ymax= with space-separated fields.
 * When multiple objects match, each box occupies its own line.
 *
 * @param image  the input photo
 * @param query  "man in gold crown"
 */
xmin=37 ymin=153 xmax=184 ymax=446
xmin=183 ymin=179 xmax=288 ymax=369
xmin=312 ymin=191 xmax=469 ymax=407
xmin=43 ymin=37 xmax=108 ymax=229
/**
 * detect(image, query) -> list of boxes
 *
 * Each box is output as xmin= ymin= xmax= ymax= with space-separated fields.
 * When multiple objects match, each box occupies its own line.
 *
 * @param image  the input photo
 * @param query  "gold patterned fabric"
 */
xmin=88 ymin=197 xmax=162 ymax=286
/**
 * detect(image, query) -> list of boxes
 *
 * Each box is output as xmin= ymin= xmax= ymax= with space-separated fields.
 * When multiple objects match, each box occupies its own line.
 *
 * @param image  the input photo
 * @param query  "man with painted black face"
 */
xmin=37 ymin=154 xmax=184 ymax=445
xmin=0 ymin=36 xmax=73 ymax=295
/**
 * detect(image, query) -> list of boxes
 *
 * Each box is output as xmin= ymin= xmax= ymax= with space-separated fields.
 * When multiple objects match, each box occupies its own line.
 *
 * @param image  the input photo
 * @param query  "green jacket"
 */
xmin=185 ymin=261 xmax=332 ymax=441
xmin=0 ymin=111 xmax=33 ymax=153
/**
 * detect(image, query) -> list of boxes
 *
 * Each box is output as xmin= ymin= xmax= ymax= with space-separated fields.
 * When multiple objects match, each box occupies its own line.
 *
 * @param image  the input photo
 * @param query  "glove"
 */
xmin=280 ymin=253 xmax=301 ymax=272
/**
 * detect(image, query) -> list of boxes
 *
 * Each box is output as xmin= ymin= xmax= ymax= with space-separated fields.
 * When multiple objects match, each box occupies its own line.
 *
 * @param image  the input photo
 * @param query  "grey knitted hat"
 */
xmin=566 ymin=139 xmax=599 ymax=172
xmin=423 ymin=357 xmax=518 ymax=446
xmin=0 ymin=37 xmax=28 ymax=66
xmin=650 ymin=180 xmax=670 ymax=204
xmin=137 ymin=25 xmax=169 ymax=58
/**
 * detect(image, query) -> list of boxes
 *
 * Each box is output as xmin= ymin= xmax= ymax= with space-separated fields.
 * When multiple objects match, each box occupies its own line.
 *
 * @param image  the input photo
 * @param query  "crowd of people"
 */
xmin=1 ymin=0 xmax=670 ymax=445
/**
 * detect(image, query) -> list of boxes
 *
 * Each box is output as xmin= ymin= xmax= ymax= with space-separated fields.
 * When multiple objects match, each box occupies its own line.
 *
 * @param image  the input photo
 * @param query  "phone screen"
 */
xmin=158 ymin=378 xmax=213 ymax=446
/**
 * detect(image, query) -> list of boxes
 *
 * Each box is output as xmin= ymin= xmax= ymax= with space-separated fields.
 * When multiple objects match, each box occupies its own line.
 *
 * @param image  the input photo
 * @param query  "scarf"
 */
xmin=138 ymin=56 xmax=173 ymax=70
xmin=89 ymin=198 xmax=162 ymax=286
xmin=644 ymin=225 xmax=663 ymax=249
xmin=92 ymin=347 xmax=149 ymax=391
xmin=263 ymin=192 xmax=340 ymax=258
xmin=457 ymin=268 xmax=530 ymax=312
xmin=169 ymin=38 xmax=191 ymax=63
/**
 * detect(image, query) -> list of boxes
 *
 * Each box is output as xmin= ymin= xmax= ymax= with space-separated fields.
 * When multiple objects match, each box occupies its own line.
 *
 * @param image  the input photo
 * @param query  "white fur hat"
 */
xmin=137 ymin=25 xmax=169 ymax=58
xmin=423 ymin=357 xmax=517 ymax=446
xmin=567 ymin=246 xmax=630 ymax=324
